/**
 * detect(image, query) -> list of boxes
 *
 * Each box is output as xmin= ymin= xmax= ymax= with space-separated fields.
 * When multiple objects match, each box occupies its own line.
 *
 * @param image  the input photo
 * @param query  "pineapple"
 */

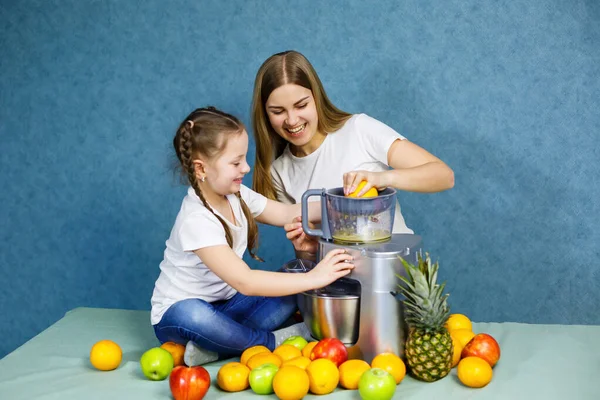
xmin=397 ymin=252 xmax=453 ymax=382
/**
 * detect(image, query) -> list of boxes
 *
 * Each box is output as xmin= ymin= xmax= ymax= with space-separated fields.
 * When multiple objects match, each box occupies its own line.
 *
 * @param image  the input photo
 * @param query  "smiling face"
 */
xmin=196 ymin=130 xmax=251 ymax=197
xmin=265 ymin=84 xmax=325 ymax=156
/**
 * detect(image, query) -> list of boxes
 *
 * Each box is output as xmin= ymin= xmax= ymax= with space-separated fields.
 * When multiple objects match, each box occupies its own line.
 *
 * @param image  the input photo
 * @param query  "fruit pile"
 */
xmin=395 ymin=252 xmax=502 ymax=389
xmin=445 ymin=313 xmax=501 ymax=388
xmin=86 ymin=255 xmax=501 ymax=398
xmin=217 ymin=336 xmax=405 ymax=400
xmin=88 ymin=335 xmax=405 ymax=400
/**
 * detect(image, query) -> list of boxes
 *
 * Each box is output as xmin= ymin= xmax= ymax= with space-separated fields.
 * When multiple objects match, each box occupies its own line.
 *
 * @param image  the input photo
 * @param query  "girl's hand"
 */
xmin=343 ymin=170 xmax=390 ymax=196
xmin=284 ymin=216 xmax=318 ymax=253
xmin=308 ymin=249 xmax=354 ymax=288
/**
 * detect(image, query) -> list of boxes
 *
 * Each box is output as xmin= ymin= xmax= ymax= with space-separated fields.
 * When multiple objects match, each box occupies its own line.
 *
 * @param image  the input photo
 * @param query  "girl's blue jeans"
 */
xmin=153 ymin=292 xmax=298 ymax=357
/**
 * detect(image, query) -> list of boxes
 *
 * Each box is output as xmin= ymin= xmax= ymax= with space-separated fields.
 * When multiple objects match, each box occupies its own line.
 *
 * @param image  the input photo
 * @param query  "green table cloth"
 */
xmin=0 ymin=307 xmax=598 ymax=399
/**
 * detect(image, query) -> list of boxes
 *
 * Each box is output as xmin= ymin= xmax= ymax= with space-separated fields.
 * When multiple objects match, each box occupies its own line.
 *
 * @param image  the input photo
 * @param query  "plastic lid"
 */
xmin=305 ymin=278 xmax=361 ymax=298
xmin=282 ymin=259 xmax=360 ymax=298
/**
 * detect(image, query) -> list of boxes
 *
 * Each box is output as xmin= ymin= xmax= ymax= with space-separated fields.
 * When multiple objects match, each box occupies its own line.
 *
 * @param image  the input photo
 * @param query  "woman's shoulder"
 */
xmin=349 ymin=113 xmax=385 ymax=128
xmin=340 ymin=113 xmax=405 ymax=140
xmin=328 ymin=113 xmax=377 ymax=140
xmin=334 ymin=113 xmax=379 ymax=133
xmin=271 ymin=145 xmax=294 ymax=172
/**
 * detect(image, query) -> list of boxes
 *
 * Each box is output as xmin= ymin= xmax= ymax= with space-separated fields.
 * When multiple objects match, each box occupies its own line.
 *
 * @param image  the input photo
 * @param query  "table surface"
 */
xmin=1 ymin=307 xmax=599 ymax=399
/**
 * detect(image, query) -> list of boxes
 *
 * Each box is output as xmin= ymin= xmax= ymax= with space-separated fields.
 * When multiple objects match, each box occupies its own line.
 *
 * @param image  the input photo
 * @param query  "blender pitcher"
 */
xmin=301 ymin=187 xmax=397 ymax=244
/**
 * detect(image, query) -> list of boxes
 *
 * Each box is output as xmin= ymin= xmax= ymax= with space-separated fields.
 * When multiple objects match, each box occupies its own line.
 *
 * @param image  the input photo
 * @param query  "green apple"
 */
xmin=358 ymin=368 xmax=396 ymax=400
xmin=140 ymin=347 xmax=174 ymax=381
xmin=249 ymin=363 xmax=279 ymax=395
xmin=282 ymin=335 xmax=308 ymax=351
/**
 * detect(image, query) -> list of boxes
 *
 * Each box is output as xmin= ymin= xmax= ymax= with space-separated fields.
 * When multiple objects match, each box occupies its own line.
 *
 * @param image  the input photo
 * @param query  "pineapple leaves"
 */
xmin=396 ymin=251 xmax=451 ymax=330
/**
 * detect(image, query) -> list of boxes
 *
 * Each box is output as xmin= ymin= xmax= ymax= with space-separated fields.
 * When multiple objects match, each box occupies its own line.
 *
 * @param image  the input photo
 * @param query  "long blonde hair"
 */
xmin=251 ymin=51 xmax=352 ymax=200
xmin=174 ymin=107 xmax=261 ymax=261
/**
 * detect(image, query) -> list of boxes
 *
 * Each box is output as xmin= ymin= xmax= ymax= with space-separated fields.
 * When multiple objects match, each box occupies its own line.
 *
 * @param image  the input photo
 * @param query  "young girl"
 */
xmin=251 ymin=51 xmax=455 ymax=257
xmin=151 ymin=107 xmax=354 ymax=366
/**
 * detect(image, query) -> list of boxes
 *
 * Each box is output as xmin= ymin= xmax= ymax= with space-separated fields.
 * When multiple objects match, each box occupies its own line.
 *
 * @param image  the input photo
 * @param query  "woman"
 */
xmin=251 ymin=50 xmax=454 ymax=257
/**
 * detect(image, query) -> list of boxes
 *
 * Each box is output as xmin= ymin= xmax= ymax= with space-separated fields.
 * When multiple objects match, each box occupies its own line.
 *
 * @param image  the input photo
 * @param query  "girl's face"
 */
xmin=265 ymin=84 xmax=321 ymax=154
xmin=200 ymin=130 xmax=251 ymax=197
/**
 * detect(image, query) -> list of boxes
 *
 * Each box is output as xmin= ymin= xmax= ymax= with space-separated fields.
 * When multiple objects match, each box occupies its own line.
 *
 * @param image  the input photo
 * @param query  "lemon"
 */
xmin=445 ymin=313 xmax=473 ymax=332
xmin=217 ymin=362 xmax=251 ymax=392
xmin=457 ymin=356 xmax=493 ymax=388
xmin=346 ymin=181 xmax=378 ymax=198
xmin=90 ymin=340 xmax=122 ymax=371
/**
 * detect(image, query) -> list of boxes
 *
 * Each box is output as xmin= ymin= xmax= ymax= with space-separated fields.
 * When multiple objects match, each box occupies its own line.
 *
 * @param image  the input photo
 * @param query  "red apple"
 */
xmin=461 ymin=333 xmax=501 ymax=367
xmin=310 ymin=338 xmax=348 ymax=367
xmin=169 ymin=365 xmax=210 ymax=400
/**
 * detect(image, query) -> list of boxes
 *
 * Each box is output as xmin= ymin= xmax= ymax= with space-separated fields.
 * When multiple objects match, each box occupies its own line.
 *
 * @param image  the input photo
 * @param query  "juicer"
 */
xmin=297 ymin=187 xmax=422 ymax=363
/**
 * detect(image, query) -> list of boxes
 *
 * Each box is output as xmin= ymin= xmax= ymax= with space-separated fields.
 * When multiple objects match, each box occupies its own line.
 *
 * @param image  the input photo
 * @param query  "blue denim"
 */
xmin=153 ymin=292 xmax=298 ymax=357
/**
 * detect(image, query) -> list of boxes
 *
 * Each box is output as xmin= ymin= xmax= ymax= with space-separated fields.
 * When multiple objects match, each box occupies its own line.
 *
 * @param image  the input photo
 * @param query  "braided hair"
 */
xmin=174 ymin=107 xmax=262 ymax=261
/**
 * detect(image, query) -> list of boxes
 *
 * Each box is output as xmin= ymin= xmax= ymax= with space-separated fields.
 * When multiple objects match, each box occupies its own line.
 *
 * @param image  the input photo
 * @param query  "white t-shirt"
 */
xmin=150 ymin=184 xmax=268 ymax=325
xmin=271 ymin=113 xmax=413 ymax=234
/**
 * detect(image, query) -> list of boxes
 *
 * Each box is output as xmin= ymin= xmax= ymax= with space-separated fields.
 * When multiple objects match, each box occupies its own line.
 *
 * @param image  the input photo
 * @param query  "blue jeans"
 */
xmin=153 ymin=292 xmax=298 ymax=357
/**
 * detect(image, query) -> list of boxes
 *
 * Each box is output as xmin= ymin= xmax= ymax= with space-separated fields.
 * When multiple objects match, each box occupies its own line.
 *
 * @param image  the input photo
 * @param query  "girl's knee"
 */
xmin=160 ymin=299 xmax=217 ymax=330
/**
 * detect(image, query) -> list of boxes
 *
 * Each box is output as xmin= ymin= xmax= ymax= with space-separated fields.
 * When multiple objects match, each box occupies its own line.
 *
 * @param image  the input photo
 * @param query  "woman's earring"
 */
xmin=200 ymin=176 xmax=206 ymax=182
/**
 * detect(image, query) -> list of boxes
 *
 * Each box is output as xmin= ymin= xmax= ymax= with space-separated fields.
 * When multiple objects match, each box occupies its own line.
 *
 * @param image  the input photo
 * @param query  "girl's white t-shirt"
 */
xmin=150 ymin=184 xmax=267 ymax=325
xmin=270 ymin=113 xmax=414 ymax=234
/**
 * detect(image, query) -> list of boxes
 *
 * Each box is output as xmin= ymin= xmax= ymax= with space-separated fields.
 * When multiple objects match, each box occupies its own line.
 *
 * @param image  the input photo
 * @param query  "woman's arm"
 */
xmin=284 ymin=216 xmax=319 ymax=261
xmin=194 ymin=245 xmax=353 ymax=296
xmin=385 ymin=139 xmax=455 ymax=192
xmin=344 ymin=139 xmax=455 ymax=196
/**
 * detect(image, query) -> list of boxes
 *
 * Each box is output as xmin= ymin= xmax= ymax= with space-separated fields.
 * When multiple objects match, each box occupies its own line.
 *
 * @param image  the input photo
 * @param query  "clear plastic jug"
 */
xmin=301 ymin=187 xmax=396 ymax=244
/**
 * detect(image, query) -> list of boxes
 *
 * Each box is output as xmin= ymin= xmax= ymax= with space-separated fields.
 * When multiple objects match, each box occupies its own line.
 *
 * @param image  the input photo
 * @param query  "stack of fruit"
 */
xmin=216 ymin=336 xmax=406 ymax=400
xmin=86 ymin=256 xmax=499 ymax=398
xmin=89 ymin=338 xmax=211 ymax=399
xmin=445 ymin=313 xmax=501 ymax=388
xmin=397 ymin=252 xmax=501 ymax=389
xmin=138 ymin=342 xmax=211 ymax=400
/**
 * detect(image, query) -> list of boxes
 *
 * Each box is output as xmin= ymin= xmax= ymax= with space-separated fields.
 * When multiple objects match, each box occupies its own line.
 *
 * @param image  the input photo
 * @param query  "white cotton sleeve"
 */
xmin=178 ymin=211 xmax=228 ymax=252
xmin=239 ymin=184 xmax=268 ymax=217
xmin=270 ymin=166 xmax=294 ymax=204
xmin=355 ymin=114 xmax=407 ymax=165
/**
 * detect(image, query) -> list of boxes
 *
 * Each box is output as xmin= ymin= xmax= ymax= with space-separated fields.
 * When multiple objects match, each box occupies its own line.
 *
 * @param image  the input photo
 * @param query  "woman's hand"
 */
xmin=343 ymin=170 xmax=390 ymax=196
xmin=284 ymin=216 xmax=318 ymax=253
xmin=308 ymin=248 xmax=354 ymax=288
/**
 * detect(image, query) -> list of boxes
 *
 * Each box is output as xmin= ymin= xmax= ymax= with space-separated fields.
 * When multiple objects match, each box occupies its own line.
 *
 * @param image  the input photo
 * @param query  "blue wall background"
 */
xmin=1 ymin=0 xmax=599 ymax=358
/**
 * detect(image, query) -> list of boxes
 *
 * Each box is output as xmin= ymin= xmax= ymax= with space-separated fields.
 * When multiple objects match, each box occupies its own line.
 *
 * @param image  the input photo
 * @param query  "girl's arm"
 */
xmin=194 ymin=245 xmax=353 ymax=297
xmin=255 ymin=198 xmax=321 ymax=227
xmin=344 ymin=139 xmax=455 ymax=196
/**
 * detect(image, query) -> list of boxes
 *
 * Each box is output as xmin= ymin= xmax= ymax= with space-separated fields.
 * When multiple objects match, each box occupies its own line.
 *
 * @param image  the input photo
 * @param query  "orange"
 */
xmin=302 ymin=341 xmax=318 ymax=358
xmin=273 ymin=365 xmax=310 ymax=400
xmin=306 ymin=358 xmax=339 ymax=395
xmin=160 ymin=342 xmax=185 ymax=367
xmin=282 ymin=356 xmax=312 ymax=370
xmin=240 ymin=345 xmax=271 ymax=366
xmin=457 ymin=356 xmax=493 ymax=388
xmin=338 ymin=359 xmax=371 ymax=390
xmin=346 ymin=181 xmax=378 ymax=198
xmin=273 ymin=344 xmax=303 ymax=362
xmin=247 ymin=352 xmax=282 ymax=370
xmin=451 ymin=334 xmax=463 ymax=368
xmin=451 ymin=329 xmax=476 ymax=348
xmin=90 ymin=340 xmax=122 ymax=371
xmin=371 ymin=352 xmax=406 ymax=384
xmin=445 ymin=314 xmax=473 ymax=333
xmin=217 ymin=361 xmax=250 ymax=392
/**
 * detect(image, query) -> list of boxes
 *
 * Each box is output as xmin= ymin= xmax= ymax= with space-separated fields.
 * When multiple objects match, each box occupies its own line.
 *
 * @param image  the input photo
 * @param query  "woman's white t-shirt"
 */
xmin=150 ymin=184 xmax=267 ymax=325
xmin=270 ymin=113 xmax=413 ymax=234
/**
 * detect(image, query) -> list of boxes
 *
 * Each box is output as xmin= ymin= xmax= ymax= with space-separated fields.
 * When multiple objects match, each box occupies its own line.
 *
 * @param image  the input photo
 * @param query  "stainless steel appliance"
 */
xmin=295 ymin=187 xmax=422 ymax=363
